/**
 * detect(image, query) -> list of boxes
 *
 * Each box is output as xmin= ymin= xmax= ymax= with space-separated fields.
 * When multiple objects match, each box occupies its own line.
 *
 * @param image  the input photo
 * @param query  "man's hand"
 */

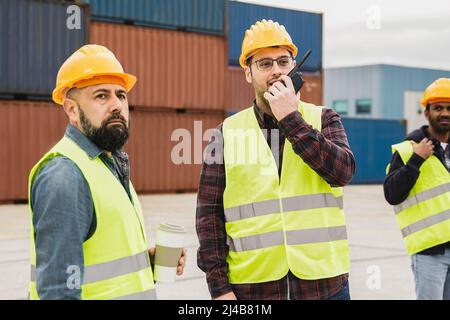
xmin=214 ymin=292 xmax=237 ymax=300
xmin=263 ymin=75 xmax=299 ymax=121
xmin=412 ymin=138 xmax=434 ymax=160
xmin=148 ymin=247 xmax=187 ymax=276
xmin=176 ymin=248 xmax=187 ymax=275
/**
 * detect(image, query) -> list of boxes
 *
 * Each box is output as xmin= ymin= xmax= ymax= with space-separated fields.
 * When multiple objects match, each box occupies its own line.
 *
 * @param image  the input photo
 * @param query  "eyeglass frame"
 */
xmin=247 ymin=54 xmax=295 ymax=71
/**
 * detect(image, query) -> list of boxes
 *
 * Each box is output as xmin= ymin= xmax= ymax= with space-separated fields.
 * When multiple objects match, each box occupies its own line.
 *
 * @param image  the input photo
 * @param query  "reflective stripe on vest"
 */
xmin=390 ymin=140 xmax=450 ymax=255
xmin=112 ymin=289 xmax=156 ymax=300
xmin=401 ymin=208 xmax=450 ymax=237
xmin=394 ymin=182 xmax=450 ymax=214
xmin=223 ymin=102 xmax=350 ymax=283
xmin=225 ymin=193 xmax=343 ymax=222
xmin=227 ymin=226 xmax=347 ymax=252
xmin=28 ymin=137 xmax=155 ymax=299
xmin=30 ymin=250 xmax=150 ymax=284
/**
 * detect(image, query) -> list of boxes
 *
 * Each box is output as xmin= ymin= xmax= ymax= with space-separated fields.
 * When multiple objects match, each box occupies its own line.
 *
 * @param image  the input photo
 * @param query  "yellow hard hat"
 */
xmin=420 ymin=78 xmax=450 ymax=108
xmin=52 ymin=44 xmax=137 ymax=105
xmin=239 ymin=19 xmax=298 ymax=68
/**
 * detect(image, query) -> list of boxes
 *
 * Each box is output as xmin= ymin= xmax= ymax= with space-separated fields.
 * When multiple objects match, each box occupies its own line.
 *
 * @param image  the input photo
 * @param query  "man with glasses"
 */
xmin=196 ymin=19 xmax=355 ymax=300
xmin=384 ymin=78 xmax=450 ymax=300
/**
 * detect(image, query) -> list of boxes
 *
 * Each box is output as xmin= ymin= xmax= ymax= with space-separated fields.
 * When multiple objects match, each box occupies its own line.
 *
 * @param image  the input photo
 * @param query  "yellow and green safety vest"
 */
xmin=222 ymin=101 xmax=350 ymax=283
xmin=28 ymin=137 xmax=155 ymax=299
xmin=391 ymin=140 xmax=450 ymax=255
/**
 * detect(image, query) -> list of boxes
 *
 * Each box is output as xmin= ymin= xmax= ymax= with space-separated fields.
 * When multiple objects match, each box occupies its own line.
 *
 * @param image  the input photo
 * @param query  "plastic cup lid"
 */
xmin=158 ymin=223 xmax=186 ymax=234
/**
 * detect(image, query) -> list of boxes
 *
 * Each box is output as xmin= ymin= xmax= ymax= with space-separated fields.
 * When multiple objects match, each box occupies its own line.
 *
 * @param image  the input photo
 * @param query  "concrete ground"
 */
xmin=0 ymin=185 xmax=415 ymax=300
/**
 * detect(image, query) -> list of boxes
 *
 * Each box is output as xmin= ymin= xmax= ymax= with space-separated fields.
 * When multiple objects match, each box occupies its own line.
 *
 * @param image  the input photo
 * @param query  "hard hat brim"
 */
xmin=421 ymin=97 xmax=450 ymax=108
xmin=52 ymin=72 xmax=137 ymax=105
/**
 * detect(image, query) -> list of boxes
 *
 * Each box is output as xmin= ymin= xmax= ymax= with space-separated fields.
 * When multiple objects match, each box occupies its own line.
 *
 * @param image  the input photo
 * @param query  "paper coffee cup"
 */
xmin=154 ymin=223 xmax=185 ymax=283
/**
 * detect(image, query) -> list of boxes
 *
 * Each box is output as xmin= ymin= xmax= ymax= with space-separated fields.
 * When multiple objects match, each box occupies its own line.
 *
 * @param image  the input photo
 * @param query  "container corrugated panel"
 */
xmin=90 ymin=22 xmax=227 ymax=111
xmin=0 ymin=0 xmax=88 ymax=97
xmin=228 ymin=1 xmax=322 ymax=72
xmin=227 ymin=66 xmax=323 ymax=111
xmin=342 ymin=118 xmax=406 ymax=184
xmin=126 ymin=110 xmax=225 ymax=193
xmin=0 ymin=101 xmax=224 ymax=202
xmin=84 ymin=0 xmax=225 ymax=35
xmin=0 ymin=100 xmax=67 ymax=202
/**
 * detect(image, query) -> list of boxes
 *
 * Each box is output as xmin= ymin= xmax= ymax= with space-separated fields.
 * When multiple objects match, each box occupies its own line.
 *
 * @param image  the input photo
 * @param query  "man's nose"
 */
xmin=109 ymin=94 xmax=123 ymax=113
xmin=271 ymin=60 xmax=283 ymax=74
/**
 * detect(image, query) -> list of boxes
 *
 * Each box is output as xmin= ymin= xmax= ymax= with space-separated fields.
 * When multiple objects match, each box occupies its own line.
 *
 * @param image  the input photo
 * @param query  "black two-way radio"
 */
xmin=286 ymin=48 xmax=312 ymax=93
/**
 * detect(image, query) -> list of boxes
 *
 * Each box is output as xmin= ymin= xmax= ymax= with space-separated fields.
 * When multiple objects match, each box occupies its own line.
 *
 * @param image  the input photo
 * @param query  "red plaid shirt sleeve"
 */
xmin=278 ymin=107 xmax=355 ymax=186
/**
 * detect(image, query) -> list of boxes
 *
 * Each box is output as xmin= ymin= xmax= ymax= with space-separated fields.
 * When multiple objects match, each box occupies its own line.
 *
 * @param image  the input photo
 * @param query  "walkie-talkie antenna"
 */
xmin=296 ymin=48 xmax=312 ymax=70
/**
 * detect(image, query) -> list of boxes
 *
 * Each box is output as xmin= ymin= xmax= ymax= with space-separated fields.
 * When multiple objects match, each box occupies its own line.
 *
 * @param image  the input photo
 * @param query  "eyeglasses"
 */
xmin=251 ymin=56 xmax=294 ymax=71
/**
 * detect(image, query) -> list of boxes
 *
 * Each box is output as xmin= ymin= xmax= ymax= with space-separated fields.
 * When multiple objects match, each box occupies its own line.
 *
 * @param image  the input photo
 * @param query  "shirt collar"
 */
xmin=252 ymin=100 xmax=278 ymax=129
xmin=65 ymin=123 xmax=104 ymax=159
xmin=420 ymin=125 xmax=450 ymax=144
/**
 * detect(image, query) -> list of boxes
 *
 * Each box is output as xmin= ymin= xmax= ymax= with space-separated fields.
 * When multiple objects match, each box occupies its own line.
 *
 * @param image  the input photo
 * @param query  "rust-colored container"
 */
xmin=301 ymin=72 xmax=323 ymax=107
xmin=0 ymin=100 xmax=67 ymax=202
xmin=90 ymin=22 xmax=227 ymax=111
xmin=127 ymin=110 xmax=224 ymax=193
xmin=0 ymin=100 xmax=224 ymax=202
xmin=227 ymin=66 xmax=323 ymax=112
xmin=226 ymin=66 xmax=254 ymax=111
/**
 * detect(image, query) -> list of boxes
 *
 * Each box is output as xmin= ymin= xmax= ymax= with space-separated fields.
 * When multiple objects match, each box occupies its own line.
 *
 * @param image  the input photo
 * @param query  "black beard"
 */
xmin=79 ymin=107 xmax=130 ymax=152
xmin=429 ymin=116 xmax=450 ymax=135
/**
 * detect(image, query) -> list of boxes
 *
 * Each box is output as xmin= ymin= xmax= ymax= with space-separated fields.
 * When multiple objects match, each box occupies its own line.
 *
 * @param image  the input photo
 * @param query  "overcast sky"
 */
xmin=239 ymin=0 xmax=450 ymax=70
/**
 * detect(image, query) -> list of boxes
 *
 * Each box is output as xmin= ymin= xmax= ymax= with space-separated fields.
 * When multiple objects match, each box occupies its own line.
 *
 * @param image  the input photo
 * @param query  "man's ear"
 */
xmin=424 ymin=108 xmax=429 ymax=121
xmin=62 ymin=98 xmax=79 ymax=126
xmin=244 ymin=66 xmax=252 ymax=84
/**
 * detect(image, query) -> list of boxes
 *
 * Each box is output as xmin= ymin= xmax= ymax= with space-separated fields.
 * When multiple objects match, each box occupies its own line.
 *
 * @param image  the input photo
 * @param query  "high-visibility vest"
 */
xmin=222 ymin=102 xmax=350 ymax=283
xmin=391 ymin=141 xmax=450 ymax=255
xmin=28 ymin=137 xmax=155 ymax=300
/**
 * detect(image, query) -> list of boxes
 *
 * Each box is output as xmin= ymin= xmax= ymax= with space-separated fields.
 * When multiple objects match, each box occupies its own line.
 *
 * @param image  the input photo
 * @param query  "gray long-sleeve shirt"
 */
xmin=30 ymin=124 xmax=132 ymax=299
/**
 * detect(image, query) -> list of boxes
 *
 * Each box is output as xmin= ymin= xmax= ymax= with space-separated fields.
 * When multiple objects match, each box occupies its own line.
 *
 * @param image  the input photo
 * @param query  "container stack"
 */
xmin=0 ymin=0 xmax=327 ymax=202
xmin=0 ymin=0 xmax=89 ymax=201
xmin=86 ymin=0 xmax=227 ymax=194
xmin=226 ymin=1 xmax=324 ymax=113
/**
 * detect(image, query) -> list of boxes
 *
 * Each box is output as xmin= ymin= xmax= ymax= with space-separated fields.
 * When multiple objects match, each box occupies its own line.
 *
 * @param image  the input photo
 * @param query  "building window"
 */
xmin=332 ymin=100 xmax=348 ymax=115
xmin=356 ymin=99 xmax=372 ymax=115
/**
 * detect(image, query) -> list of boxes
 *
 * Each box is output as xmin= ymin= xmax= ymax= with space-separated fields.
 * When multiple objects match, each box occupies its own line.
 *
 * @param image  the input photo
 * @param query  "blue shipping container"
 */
xmin=342 ymin=118 xmax=406 ymax=184
xmin=0 ymin=0 xmax=88 ymax=98
xmin=228 ymin=1 xmax=322 ymax=72
xmin=84 ymin=0 xmax=225 ymax=35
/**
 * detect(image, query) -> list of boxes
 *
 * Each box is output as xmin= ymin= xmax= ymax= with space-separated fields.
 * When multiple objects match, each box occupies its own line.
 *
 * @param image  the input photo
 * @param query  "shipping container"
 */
xmin=0 ymin=100 xmax=224 ymax=202
xmin=0 ymin=0 xmax=88 ymax=98
xmin=342 ymin=118 xmax=406 ymax=184
xmin=90 ymin=22 xmax=227 ymax=111
xmin=127 ymin=110 xmax=224 ymax=193
xmin=0 ymin=100 xmax=67 ymax=202
xmin=84 ymin=0 xmax=225 ymax=35
xmin=227 ymin=66 xmax=323 ymax=111
xmin=227 ymin=1 xmax=323 ymax=72
xmin=325 ymin=64 xmax=450 ymax=119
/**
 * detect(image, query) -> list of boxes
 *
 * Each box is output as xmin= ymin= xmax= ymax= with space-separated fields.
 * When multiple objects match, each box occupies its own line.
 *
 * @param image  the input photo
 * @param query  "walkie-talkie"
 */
xmin=286 ymin=48 xmax=312 ymax=93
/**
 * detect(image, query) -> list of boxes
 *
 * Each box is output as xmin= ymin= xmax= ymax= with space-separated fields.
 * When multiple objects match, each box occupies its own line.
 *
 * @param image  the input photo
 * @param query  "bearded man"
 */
xmin=384 ymin=78 xmax=450 ymax=300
